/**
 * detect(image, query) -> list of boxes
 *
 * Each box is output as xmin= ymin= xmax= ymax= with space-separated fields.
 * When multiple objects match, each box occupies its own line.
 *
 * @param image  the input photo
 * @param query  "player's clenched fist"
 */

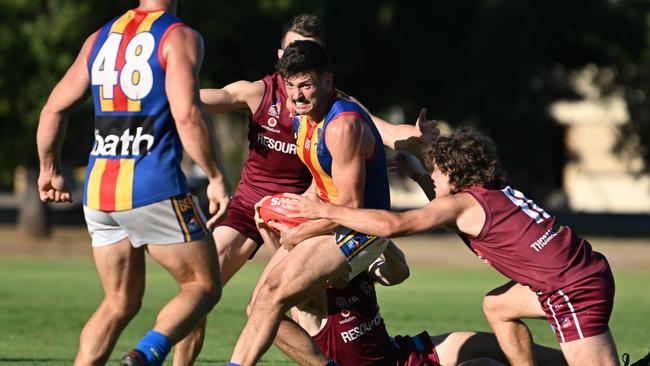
xmin=37 ymin=170 xmax=72 ymax=203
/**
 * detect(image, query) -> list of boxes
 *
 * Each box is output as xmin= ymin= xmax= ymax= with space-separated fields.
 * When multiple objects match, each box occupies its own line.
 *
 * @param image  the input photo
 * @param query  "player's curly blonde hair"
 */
xmin=425 ymin=126 xmax=508 ymax=193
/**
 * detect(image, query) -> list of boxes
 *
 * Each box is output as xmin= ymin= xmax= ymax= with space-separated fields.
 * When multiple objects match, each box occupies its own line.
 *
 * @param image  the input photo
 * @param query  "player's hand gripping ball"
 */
xmin=259 ymin=194 xmax=307 ymax=230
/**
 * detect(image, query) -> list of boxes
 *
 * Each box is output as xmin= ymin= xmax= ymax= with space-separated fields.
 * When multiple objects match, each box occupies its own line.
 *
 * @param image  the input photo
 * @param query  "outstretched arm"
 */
xmin=285 ymin=192 xmax=474 ymax=238
xmin=345 ymin=92 xmax=438 ymax=151
xmin=200 ymin=79 xmax=266 ymax=114
xmin=36 ymin=32 xmax=96 ymax=203
xmin=372 ymin=108 xmax=438 ymax=152
xmin=164 ymin=26 xmax=229 ymax=226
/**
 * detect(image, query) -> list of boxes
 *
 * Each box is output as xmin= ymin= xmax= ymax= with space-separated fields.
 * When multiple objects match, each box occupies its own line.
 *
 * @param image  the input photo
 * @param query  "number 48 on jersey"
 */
xmin=91 ymin=32 xmax=155 ymax=102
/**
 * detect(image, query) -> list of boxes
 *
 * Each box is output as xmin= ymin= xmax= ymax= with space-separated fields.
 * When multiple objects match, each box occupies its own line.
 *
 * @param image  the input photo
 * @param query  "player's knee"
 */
xmin=257 ymin=275 xmax=291 ymax=308
xmin=105 ymin=294 xmax=142 ymax=320
xmin=482 ymin=293 xmax=501 ymax=321
xmin=257 ymin=280 xmax=281 ymax=303
xmin=270 ymin=276 xmax=297 ymax=305
xmin=183 ymin=278 xmax=221 ymax=312
xmin=245 ymin=288 xmax=272 ymax=318
xmin=201 ymin=281 xmax=222 ymax=311
xmin=244 ymin=281 xmax=285 ymax=317
xmin=190 ymin=287 xmax=220 ymax=316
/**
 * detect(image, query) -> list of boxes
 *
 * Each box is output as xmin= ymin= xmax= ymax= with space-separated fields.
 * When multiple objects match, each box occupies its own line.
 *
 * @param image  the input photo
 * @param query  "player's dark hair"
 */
xmin=280 ymin=14 xmax=326 ymax=49
xmin=425 ymin=126 xmax=508 ymax=193
xmin=276 ymin=40 xmax=331 ymax=79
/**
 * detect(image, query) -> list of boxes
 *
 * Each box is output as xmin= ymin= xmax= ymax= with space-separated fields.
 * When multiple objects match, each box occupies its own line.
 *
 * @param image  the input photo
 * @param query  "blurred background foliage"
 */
xmin=1 ymin=0 xmax=649 ymax=201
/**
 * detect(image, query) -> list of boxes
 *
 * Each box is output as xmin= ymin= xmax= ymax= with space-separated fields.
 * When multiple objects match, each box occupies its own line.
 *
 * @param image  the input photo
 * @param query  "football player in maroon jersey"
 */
xmin=285 ymin=126 xmax=619 ymax=366
xmin=252 ymin=206 xmax=567 ymax=366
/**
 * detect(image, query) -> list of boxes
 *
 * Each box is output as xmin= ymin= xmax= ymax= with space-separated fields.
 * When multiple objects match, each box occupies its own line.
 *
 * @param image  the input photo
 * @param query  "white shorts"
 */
xmin=83 ymin=193 xmax=209 ymax=248
xmin=335 ymin=228 xmax=389 ymax=280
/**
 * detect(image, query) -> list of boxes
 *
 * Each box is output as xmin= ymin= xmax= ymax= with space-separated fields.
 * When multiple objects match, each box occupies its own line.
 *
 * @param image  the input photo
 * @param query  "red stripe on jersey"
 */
xmin=158 ymin=22 xmax=184 ymax=70
xmin=113 ymin=12 xmax=148 ymax=111
xmin=331 ymin=111 xmax=363 ymax=119
xmin=99 ymin=159 xmax=121 ymax=211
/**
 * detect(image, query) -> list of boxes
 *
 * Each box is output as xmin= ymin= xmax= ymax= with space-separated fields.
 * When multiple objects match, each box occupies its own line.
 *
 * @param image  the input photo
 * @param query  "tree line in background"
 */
xmin=1 ymin=0 xmax=649 ymax=203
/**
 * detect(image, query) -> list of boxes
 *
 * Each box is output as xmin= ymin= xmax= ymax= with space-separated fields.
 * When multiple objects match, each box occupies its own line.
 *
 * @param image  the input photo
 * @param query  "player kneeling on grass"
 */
xmin=284 ymin=126 xmax=620 ymax=366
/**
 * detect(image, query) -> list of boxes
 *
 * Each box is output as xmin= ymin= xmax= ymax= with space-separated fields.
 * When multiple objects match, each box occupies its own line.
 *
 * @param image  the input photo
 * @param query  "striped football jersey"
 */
xmin=294 ymin=94 xmax=390 ymax=210
xmin=84 ymin=9 xmax=188 ymax=211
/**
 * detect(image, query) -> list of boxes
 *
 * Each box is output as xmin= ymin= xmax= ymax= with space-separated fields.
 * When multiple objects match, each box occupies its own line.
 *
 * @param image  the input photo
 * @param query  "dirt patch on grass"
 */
xmin=0 ymin=225 xmax=93 ymax=258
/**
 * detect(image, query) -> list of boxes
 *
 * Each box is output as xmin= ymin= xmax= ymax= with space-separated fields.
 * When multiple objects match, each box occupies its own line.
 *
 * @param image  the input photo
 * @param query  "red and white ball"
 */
xmin=259 ymin=194 xmax=307 ymax=229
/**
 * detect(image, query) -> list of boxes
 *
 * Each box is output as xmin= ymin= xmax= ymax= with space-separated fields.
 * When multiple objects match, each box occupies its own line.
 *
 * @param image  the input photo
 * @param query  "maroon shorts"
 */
xmin=539 ymin=268 xmax=615 ymax=343
xmin=394 ymin=331 xmax=441 ymax=366
xmin=216 ymin=193 xmax=263 ymax=258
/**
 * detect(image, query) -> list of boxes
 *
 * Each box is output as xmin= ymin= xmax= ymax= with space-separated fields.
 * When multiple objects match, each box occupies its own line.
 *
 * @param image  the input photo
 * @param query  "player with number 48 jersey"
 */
xmin=36 ymin=1 xmax=230 ymax=365
xmin=86 ymin=9 xmax=187 ymax=211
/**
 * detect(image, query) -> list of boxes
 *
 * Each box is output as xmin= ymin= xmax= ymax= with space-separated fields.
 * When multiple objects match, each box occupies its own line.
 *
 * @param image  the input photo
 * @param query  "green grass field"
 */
xmin=1 ymin=256 xmax=648 ymax=365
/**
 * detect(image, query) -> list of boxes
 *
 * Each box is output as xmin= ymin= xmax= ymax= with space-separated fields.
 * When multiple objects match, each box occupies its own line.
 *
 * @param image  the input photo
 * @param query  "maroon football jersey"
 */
xmin=460 ymin=186 xmax=611 ymax=294
xmin=312 ymin=273 xmax=400 ymax=366
xmin=235 ymin=72 xmax=311 ymax=207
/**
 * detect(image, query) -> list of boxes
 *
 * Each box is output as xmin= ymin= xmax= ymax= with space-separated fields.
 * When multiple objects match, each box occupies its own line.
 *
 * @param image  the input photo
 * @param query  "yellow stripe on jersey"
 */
xmin=308 ymin=120 xmax=338 ymax=202
xmin=172 ymin=196 xmax=191 ymax=241
xmin=110 ymin=10 xmax=136 ymax=33
xmin=114 ymin=159 xmax=134 ymax=211
xmin=99 ymin=87 xmax=114 ymax=112
xmin=127 ymin=99 xmax=141 ymax=112
xmin=86 ymin=158 xmax=107 ymax=210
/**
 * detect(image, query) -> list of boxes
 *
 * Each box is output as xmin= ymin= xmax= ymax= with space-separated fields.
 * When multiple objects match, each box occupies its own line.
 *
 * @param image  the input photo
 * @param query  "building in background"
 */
xmin=552 ymin=64 xmax=650 ymax=214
